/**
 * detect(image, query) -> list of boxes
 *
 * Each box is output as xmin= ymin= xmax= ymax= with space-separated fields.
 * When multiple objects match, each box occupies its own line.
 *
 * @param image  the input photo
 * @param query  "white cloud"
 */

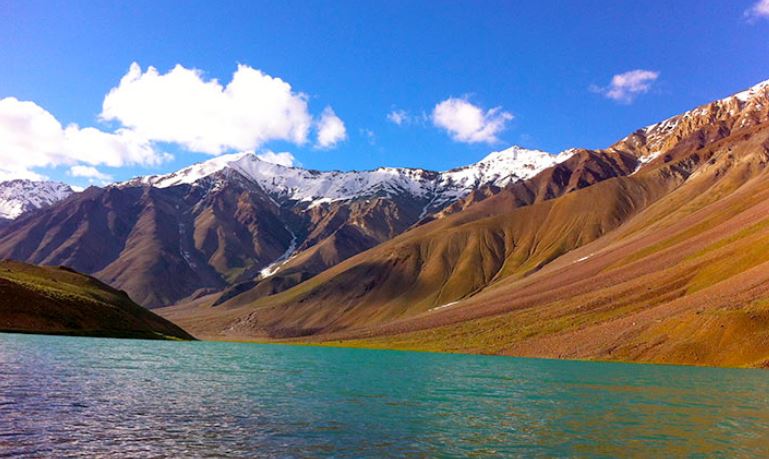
xmin=0 ymin=97 xmax=168 ymax=181
xmin=63 ymin=126 xmax=169 ymax=167
xmin=315 ymin=106 xmax=347 ymax=149
xmin=101 ymin=62 xmax=316 ymax=154
xmin=387 ymin=109 xmax=431 ymax=126
xmin=68 ymin=165 xmax=113 ymax=182
xmin=0 ymin=62 xmax=352 ymax=181
xmin=746 ymin=0 xmax=769 ymax=20
xmin=0 ymin=167 xmax=47 ymax=182
xmin=387 ymin=109 xmax=409 ymax=125
xmin=593 ymin=69 xmax=660 ymax=104
xmin=431 ymin=98 xmax=513 ymax=144
xmin=256 ymin=151 xmax=297 ymax=167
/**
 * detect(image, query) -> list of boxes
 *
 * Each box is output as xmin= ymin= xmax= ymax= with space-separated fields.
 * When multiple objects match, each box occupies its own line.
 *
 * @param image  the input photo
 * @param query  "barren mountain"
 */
xmin=5 ymin=75 xmax=769 ymax=366
xmin=0 ymin=147 xmax=565 ymax=307
xmin=160 ymin=79 xmax=769 ymax=367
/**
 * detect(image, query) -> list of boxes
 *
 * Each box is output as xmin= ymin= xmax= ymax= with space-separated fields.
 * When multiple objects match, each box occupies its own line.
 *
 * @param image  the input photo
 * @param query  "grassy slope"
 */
xmin=160 ymin=150 xmax=638 ymax=330
xmin=319 ymin=127 xmax=769 ymax=367
xmin=158 ymin=151 xmax=660 ymax=340
xmin=0 ymin=260 xmax=194 ymax=340
xmin=160 ymin=123 xmax=769 ymax=368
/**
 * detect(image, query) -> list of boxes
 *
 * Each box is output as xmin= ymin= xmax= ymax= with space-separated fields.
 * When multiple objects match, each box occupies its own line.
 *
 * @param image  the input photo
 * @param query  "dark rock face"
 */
xmin=0 ymin=169 xmax=433 ymax=308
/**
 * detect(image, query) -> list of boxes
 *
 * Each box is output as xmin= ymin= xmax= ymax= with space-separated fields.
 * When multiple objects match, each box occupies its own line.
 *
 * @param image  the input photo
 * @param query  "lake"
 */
xmin=2 ymin=333 xmax=769 ymax=457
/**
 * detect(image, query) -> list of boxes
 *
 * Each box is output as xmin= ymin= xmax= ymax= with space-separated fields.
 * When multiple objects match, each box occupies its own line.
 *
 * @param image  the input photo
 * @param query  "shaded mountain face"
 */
xmin=156 ymin=79 xmax=769 ymax=368
xmin=0 ymin=170 xmax=294 ymax=307
xmin=0 ymin=147 xmax=566 ymax=307
xmin=188 ymin=151 xmax=652 ymax=337
xmin=0 ymin=260 xmax=193 ymax=340
xmin=0 ymin=179 xmax=73 ymax=220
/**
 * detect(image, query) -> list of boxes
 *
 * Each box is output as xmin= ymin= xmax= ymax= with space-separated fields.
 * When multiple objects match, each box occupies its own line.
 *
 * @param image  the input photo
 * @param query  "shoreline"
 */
xmin=150 ymin=332 xmax=769 ymax=370
xmin=3 ymin=328 xmax=764 ymax=370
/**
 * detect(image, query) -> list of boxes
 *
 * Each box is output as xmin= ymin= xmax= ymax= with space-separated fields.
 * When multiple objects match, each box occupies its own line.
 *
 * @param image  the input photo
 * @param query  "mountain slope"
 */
xmin=159 ymin=79 xmax=769 ymax=368
xmin=0 ymin=260 xmax=194 ymax=340
xmin=0 ymin=171 xmax=294 ymax=307
xmin=0 ymin=147 xmax=566 ymax=307
xmin=168 ymin=151 xmax=654 ymax=338
xmin=128 ymin=146 xmax=566 ymax=213
xmin=329 ymin=121 xmax=769 ymax=368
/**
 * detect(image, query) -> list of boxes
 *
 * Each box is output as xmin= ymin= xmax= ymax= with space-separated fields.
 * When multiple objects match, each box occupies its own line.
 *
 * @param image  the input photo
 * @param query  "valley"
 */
xmin=3 ymin=79 xmax=769 ymax=367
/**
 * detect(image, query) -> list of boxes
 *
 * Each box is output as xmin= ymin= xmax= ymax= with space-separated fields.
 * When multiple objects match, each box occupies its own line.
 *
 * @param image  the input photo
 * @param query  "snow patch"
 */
xmin=632 ymin=151 xmax=662 ymax=175
xmin=0 ymin=179 xmax=73 ymax=220
xmin=121 ymin=146 xmax=572 ymax=216
xmin=259 ymin=228 xmax=298 ymax=278
xmin=429 ymin=301 xmax=459 ymax=311
xmin=733 ymin=79 xmax=769 ymax=103
xmin=574 ymin=254 xmax=593 ymax=263
xmin=178 ymin=221 xmax=197 ymax=268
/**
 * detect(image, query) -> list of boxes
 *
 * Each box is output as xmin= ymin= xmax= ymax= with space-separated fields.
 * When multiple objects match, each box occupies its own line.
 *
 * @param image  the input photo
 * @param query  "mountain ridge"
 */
xmin=0 ymin=145 xmax=567 ymax=307
xmin=4 ymin=78 xmax=769 ymax=368
xmin=0 ymin=179 xmax=73 ymax=220
xmin=121 ymin=145 xmax=570 ymax=214
xmin=0 ymin=260 xmax=194 ymax=340
xmin=154 ymin=78 xmax=769 ymax=368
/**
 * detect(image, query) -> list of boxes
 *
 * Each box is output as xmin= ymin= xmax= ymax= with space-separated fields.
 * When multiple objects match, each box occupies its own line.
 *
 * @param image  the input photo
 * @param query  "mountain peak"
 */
xmin=476 ymin=145 xmax=549 ymax=163
xmin=0 ymin=179 xmax=74 ymax=220
xmin=731 ymin=78 xmax=769 ymax=103
xmin=122 ymin=146 xmax=569 ymax=211
xmin=612 ymin=77 xmax=769 ymax=162
xmin=440 ymin=146 xmax=569 ymax=192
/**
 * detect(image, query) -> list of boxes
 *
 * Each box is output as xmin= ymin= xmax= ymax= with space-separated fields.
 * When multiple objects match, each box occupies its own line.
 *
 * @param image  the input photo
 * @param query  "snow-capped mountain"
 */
xmin=124 ymin=146 xmax=570 ymax=211
xmin=0 ymin=146 xmax=571 ymax=307
xmin=439 ymin=146 xmax=573 ymax=193
xmin=614 ymin=78 xmax=769 ymax=164
xmin=0 ymin=180 xmax=74 ymax=220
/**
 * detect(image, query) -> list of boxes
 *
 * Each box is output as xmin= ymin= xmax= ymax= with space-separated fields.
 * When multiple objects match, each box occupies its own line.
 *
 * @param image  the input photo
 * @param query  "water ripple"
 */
xmin=2 ymin=333 xmax=769 ymax=457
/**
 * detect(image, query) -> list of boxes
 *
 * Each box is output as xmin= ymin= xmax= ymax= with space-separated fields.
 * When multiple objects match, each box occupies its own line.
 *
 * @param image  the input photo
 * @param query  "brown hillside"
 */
xmin=327 ymin=122 xmax=769 ymax=367
xmin=0 ymin=169 xmax=435 ymax=308
xmin=160 ymin=81 xmax=769 ymax=367
xmin=0 ymin=260 xmax=194 ymax=340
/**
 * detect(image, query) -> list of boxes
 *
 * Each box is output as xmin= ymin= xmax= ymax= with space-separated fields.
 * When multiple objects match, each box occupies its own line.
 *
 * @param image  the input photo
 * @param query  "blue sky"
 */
xmin=1 ymin=0 xmax=768 ymax=186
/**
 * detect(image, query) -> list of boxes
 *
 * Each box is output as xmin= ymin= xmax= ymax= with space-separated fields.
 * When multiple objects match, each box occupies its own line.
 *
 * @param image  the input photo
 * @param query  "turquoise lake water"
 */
xmin=2 ymin=333 xmax=769 ymax=457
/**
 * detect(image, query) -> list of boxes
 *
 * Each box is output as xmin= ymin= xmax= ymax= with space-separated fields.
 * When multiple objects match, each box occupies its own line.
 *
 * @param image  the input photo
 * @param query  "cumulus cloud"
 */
xmin=431 ymin=98 xmax=513 ymax=144
xmin=592 ymin=70 xmax=660 ymax=104
xmin=256 ymin=151 xmax=297 ymax=167
xmin=0 ymin=97 xmax=168 ymax=181
xmin=101 ymin=63 xmax=316 ymax=154
xmin=315 ymin=107 xmax=347 ymax=149
xmin=746 ymin=0 xmax=769 ymax=20
xmin=0 ymin=62 xmax=350 ymax=181
xmin=63 ymin=126 xmax=168 ymax=167
xmin=68 ymin=165 xmax=113 ymax=182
